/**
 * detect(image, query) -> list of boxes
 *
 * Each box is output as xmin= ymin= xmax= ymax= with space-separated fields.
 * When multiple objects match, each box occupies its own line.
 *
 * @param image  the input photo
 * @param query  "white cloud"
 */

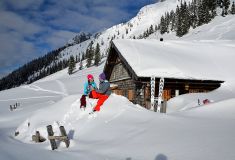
xmin=0 ymin=10 xmax=42 ymax=75
xmin=0 ymin=10 xmax=43 ymax=36
xmin=45 ymin=4 xmax=133 ymax=33
xmin=0 ymin=0 xmax=156 ymax=77
xmin=0 ymin=31 xmax=38 ymax=68
xmin=48 ymin=10 xmax=114 ymax=32
xmin=46 ymin=30 xmax=77 ymax=48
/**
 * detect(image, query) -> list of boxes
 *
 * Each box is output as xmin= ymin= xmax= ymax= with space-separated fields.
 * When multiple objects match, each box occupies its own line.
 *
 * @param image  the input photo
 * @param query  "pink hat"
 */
xmin=87 ymin=74 xmax=94 ymax=80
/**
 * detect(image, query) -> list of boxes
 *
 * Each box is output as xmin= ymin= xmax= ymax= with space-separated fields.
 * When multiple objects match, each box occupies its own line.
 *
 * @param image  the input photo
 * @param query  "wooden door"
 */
xmin=163 ymin=89 xmax=171 ymax=101
xmin=128 ymin=90 xmax=134 ymax=101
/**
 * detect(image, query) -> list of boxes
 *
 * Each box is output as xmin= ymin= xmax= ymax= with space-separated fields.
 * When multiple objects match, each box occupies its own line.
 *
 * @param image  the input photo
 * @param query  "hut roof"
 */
xmin=111 ymin=39 xmax=234 ymax=81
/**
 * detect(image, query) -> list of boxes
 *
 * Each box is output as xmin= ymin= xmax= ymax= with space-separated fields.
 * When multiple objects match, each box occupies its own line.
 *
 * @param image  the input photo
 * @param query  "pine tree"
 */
xmin=217 ymin=0 xmax=223 ymax=8
xmin=146 ymin=29 xmax=149 ymax=37
xmin=68 ymin=55 xmax=76 ymax=75
xmin=155 ymin=25 xmax=158 ymax=31
xmin=94 ymin=43 xmax=101 ymax=66
xmin=78 ymin=53 xmax=81 ymax=62
xmin=198 ymin=0 xmax=210 ymax=26
xmin=85 ymin=48 xmax=89 ymax=59
xmin=231 ymin=2 xmax=235 ymax=14
xmin=165 ymin=12 xmax=170 ymax=32
xmin=75 ymin=55 xmax=78 ymax=63
xmin=174 ymin=5 xmax=180 ymax=32
xmin=170 ymin=10 xmax=175 ymax=31
xmin=81 ymin=52 xmax=85 ymax=61
xmin=149 ymin=25 xmax=154 ymax=34
xmin=176 ymin=3 xmax=184 ymax=37
xmin=223 ymin=0 xmax=230 ymax=15
xmin=86 ymin=49 xmax=92 ymax=68
xmin=79 ymin=59 xmax=83 ymax=70
xmin=126 ymin=28 xmax=128 ymax=34
xmin=86 ymin=52 xmax=92 ymax=68
xmin=86 ymin=41 xmax=94 ymax=68
xmin=189 ymin=0 xmax=199 ymax=29
xmin=205 ymin=0 xmax=217 ymax=18
xmin=180 ymin=2 xmax=191 ymax=36
xmin=221 ymin=9 xmax=225 ymax=16
xmin=160 ymin=16 xmax=167 ymax=34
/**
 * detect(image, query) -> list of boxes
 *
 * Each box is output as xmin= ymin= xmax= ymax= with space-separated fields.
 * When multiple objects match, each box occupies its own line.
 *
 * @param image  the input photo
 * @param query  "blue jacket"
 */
xmin=84 ymin=81 xmax=97 ymax=95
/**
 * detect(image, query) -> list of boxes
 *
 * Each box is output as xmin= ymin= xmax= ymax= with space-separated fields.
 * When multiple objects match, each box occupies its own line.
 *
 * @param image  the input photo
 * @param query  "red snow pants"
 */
xmin=91 ymin=90 xmax=109 ymax=111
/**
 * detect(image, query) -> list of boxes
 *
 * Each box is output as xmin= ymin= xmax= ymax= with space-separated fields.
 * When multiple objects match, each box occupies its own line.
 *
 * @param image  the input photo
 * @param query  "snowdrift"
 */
xmin=13 ymin=93 xmax=235 ymax=160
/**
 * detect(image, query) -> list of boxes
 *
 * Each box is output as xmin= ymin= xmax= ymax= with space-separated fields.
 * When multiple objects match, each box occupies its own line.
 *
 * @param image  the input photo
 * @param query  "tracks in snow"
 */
xmin=21 ymin=80 xmax=68 ymax=97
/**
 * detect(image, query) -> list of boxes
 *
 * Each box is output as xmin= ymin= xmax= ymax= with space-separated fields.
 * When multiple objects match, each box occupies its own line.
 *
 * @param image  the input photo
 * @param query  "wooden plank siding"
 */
xmin=110 ymin=59 xmax=131 ymax=82
xmin=111 ymin=79 xmax=136 ymax=102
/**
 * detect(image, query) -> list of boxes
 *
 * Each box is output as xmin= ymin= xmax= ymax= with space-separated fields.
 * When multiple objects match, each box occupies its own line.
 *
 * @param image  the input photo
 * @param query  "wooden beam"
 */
xmin=48 ymin=136 xmax=68 ymax=141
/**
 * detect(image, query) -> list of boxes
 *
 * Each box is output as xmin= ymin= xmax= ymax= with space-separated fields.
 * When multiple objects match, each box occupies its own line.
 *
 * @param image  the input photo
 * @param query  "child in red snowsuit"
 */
xmin=90 ymin=72 xmax=111 ymax=113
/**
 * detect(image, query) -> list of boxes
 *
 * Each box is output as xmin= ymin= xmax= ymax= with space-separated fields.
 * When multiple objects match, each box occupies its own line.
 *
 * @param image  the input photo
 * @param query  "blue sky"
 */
xmin=0 ymin=0 xmax=157 ymax=78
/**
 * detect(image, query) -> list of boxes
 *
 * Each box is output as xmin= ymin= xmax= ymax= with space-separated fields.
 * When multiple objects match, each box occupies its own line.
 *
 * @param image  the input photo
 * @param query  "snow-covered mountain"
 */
xmin=150 ymin=15 xmax=235 ymax=40
xmin=58 ymin=0 xmax=235 ymax=65
xmin=1 ymin=0 xmax=235 ymax=160
xmin=58 ymin=0 xmax=192 ymax=60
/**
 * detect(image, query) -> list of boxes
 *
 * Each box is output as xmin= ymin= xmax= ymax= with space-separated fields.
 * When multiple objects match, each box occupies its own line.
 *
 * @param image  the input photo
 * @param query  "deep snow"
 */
xmin=1 ymin=0 xmax=235 ymax=159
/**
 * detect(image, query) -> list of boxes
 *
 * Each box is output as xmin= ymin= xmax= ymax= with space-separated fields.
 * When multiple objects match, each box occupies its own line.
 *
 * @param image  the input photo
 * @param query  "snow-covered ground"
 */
xmin=1 ymin=0 xmax=235 ymax=160
xmin=1 ymin=60 xmax=235 ymax=160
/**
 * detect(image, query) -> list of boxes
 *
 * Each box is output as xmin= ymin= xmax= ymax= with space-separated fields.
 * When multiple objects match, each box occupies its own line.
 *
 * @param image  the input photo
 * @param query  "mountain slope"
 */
xmin=151 ymin=15 xmax=235 ymax=40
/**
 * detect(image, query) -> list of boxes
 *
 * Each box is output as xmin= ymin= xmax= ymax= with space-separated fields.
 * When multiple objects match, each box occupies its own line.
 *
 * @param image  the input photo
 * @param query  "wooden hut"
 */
xmin=104 ymin=39 xmax=224 ymax=109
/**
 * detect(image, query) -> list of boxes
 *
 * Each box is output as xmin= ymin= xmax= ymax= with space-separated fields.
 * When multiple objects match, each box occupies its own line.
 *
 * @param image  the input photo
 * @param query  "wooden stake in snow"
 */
xmin=32 ymin=131 xmax=46 ymax=143
xmin=46 ymin=125 xmax=70 ymax=150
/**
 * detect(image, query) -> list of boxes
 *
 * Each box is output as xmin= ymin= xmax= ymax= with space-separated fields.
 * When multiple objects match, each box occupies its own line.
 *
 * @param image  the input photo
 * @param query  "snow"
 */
xmin=182 ymin=15 xmax=235 ymax=41
xmin=1 ymin=56 xmax=235 ymax=160
xmin=1 ymin=0 xmax=235 ymax=160
xmin=1 ymin=71 xmax=235 ymax=160
xmin=151 ymin=15 xmax=235 ymax=41
xmin=113 ymin=39 xmax=235 ymax=81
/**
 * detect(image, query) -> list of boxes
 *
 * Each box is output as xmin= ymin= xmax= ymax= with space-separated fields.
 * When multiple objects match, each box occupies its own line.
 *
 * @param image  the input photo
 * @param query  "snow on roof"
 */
xmin=112 ymin=39 xmax=235 ymax=81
